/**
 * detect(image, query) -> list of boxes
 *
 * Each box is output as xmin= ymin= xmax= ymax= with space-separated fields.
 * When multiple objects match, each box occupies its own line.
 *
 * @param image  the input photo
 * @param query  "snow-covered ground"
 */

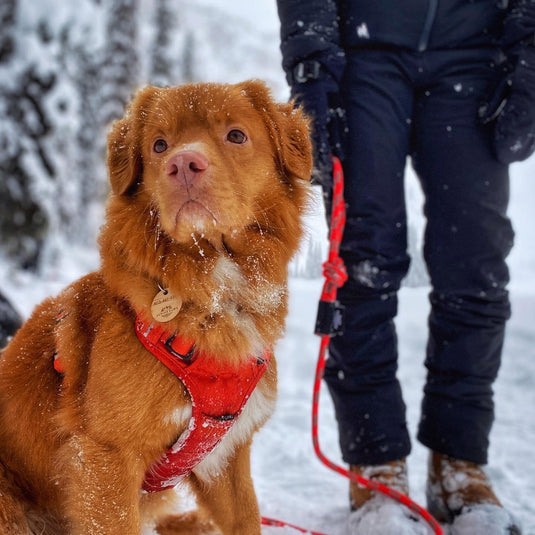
xmin=255 ymin=278 xmax=535 ymax=535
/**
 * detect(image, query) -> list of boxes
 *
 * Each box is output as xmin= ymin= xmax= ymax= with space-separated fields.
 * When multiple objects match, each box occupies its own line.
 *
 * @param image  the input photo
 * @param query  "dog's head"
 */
xmin=102 ymin=81 xmax=312 ymax=355
xmin=107 ymin=80 xmax=312 ymax=245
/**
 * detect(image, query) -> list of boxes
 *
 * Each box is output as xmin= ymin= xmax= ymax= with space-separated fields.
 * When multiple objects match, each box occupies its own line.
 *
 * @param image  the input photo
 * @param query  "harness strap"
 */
xmin=135 ymin=315 xmax=270 ymax=492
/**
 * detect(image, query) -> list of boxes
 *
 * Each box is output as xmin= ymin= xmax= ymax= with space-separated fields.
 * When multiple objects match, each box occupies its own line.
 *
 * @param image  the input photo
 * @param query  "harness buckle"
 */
xmin=293 ymin=60 xmax=321 ymax=84
xmin=164 ymin=335 xmax=196 ymax=362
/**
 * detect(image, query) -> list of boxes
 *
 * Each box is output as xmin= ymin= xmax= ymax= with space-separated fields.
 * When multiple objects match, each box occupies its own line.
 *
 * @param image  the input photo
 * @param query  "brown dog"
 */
xmin=0 ymin=81 xmax=312 ymax=535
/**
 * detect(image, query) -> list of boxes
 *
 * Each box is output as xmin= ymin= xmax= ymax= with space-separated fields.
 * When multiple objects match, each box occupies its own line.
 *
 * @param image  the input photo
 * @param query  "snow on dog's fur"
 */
xmin=0 ymin=80 xmax=311 ymax=535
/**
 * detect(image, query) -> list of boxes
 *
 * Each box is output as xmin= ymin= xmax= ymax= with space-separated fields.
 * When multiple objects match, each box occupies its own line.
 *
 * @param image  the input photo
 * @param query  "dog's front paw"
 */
xmin=155 ymin=510 xmax=220 ymax=535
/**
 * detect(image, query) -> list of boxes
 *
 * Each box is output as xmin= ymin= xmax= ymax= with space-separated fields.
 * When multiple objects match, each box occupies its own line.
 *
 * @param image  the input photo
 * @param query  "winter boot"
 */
xmin=347 ymin=459 xmax=429 ymax=535
xmin=426 ymin=451 xmax=522 ymax=534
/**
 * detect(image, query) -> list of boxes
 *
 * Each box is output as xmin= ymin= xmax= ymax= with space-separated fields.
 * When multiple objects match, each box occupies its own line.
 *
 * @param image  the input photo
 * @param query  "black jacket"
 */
xmin=277 ymin=0 xmax=531 ymax=84
xmin=337 ymin=0 xmax=506 ymax=51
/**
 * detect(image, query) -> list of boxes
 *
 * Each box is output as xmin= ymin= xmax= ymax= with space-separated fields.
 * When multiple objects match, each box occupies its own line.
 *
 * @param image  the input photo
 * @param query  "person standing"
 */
xmin=277 ymin=0 xmax=534 ymax=533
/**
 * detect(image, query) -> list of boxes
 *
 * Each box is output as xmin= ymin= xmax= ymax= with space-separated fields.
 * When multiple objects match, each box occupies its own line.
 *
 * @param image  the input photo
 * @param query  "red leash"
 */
xmin=311 ymin=157 xmax=443 ymax=535
xmin=261 ymin=157 xmax=443 ymax=534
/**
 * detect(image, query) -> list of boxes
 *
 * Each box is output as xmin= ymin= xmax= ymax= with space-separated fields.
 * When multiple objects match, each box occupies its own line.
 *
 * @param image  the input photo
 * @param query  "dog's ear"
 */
xmin=107 ymin=116 xmax=140 ymax=195
xmin=107 ymin=86 xmax=155 ymax=195
xmin=239 ymin=80 xmax=313 ymax=185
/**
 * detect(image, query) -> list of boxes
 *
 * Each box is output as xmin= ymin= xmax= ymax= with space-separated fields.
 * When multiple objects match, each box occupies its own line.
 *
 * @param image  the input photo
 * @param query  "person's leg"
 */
xmin=324 ymin=49 xmax=414 ymax=467
xmin=412 ymin=48 xmax=514 ymax=463
xmin=411 ymin=50 xmax=521 ymax=534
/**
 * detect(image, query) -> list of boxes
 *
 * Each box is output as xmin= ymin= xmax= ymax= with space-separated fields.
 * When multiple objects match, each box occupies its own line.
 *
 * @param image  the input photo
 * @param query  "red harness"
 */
xmin=134 ymin=315 xmax=270 ymax=492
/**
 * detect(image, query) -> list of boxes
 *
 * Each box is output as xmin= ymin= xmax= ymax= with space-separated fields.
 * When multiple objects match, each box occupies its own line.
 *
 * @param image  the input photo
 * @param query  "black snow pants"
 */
xmin=324 ymin=47 xmax=514 ymax=466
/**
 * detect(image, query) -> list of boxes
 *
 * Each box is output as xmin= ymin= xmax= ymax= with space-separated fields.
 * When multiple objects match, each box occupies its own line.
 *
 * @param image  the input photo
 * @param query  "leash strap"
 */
xmin=135 ymin=316 xmax=270 ymax=492
xmin=314 ymin=158 xmax=348 ymax=337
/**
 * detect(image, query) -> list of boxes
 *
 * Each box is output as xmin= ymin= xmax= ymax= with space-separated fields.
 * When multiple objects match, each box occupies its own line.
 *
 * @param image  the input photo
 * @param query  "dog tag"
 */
xmin=151 ymin=289 xmax=182 ymax=322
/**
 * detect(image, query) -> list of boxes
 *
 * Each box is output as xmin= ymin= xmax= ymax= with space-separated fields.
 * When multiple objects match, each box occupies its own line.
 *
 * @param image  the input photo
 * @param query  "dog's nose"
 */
xmin=165 ymin=150 xmax=210 ymax=182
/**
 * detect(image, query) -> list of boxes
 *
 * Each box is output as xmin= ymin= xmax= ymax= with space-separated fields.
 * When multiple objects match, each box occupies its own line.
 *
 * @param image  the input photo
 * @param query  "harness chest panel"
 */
xmin=135 ymin=316 xmax=270 ymax=492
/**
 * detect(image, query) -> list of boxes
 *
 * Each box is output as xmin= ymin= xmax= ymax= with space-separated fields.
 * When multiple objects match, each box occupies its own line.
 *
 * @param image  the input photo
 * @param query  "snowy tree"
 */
xmin=150 ymin=0 xmax=174 ymax=87
xmin=149 ymin=0 xmax=197 ymax=86
xmin=0 ymin=4 xmax=55 ymax=270
xmin=99 ymin=0 xmax=140 ymax=126
xmin=0 ymin=0 xmax=138 ymax=269
xmin=181 ymin=32 xmax=196 ymax=82
xmin=0 ymin=0 xmax=16 ymax=63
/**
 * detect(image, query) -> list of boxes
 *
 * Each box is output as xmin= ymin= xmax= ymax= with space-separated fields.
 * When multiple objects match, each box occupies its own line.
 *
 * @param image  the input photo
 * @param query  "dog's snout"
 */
xmin=166 ymin=150 xmax=210 ymax=181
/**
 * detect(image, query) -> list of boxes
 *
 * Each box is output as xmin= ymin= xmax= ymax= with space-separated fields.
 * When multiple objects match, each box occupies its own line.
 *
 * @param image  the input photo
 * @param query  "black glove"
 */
xmin=291 ymin=62 xmax=345 ymax=187
xmin=482 ymin=44 xmax=535 ymax=164
xmin=480 ymin=2 xmax=535 ymax=164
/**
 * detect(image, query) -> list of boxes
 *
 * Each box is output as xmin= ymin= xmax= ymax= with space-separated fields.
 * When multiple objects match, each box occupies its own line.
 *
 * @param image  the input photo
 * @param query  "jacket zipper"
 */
xmin=418 ymin=0 xmax=439 ymax=51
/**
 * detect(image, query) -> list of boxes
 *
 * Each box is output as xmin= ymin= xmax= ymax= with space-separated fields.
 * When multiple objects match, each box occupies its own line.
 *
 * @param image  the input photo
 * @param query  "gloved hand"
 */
xmin=480 ymin=2 xmax=535 ymax=164
xmin=481 ymin=44 xmax=535 ymax=164
xmin=291 ymin=67 xmax=345 ymax=187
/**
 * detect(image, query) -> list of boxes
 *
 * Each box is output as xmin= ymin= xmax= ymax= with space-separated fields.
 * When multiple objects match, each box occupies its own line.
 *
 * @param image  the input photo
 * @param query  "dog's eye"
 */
xmin=226 ymin=129 xmax=247 ymax=144
xmin=153 ymin=139 xmax=168 ymax=153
